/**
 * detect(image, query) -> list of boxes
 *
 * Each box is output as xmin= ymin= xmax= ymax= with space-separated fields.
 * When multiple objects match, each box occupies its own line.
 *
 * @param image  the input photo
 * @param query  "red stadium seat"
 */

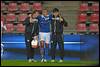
xmin=17 ymin=24 xmax=25 ymax=33
xmin=78 ymin=13 xmax=87 ymax=23
xmin=80 ymin=3 xmax=88 ymax=12
xmin=89 ymin=24 xmax=99 ymax=32
xmin=32 ymin=2 xmax=42 ymax=10
xmin=6 ymin=23 xmax=14 ymax=33
xmin=1 ymin=2 xmax=6 ymax=11
xmin=90 ymin=13 xmax=99 ymax=23
xmin=19 ymin=3 xmax=30 ymax=12
xmin=1 ymin=15 xmax=5 ymax=22
xmin=8 ymin=2 xmax=17 ymax=12
xmin=18 ymin=14 xmax=28 ymax=22
xmin=77 ymin=23 xmax=87 ymax=32
xmin=6 ymin=13 xmax=16 ymax=22
xmin=91 ymin=3 xmax=99 ymax=12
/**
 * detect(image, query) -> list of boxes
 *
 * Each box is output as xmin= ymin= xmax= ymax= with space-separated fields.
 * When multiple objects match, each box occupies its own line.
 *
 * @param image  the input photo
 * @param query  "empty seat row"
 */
xmin=5 ymin=23 xmax=25 ymax=33
xmin=1 ymin=13 xmax=28 ymax=23
xmin=80 ymin=3 xmax=99 ymax=12
xmin=1 ymin=2 xmax=42 ymax=12
xmin=78 ymin=13 xmax=99 ymax=23
xmin=77 ymin=23 xmax=99 ymax=33
xmin=2 ymin=13 xmax=99 ymax=24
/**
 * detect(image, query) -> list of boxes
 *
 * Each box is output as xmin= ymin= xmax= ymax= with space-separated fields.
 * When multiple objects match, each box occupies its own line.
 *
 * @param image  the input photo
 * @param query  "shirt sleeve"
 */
xmin=23 ymin=17 xmax=30 ymax=25
xmin=61 ymin=17 xmax=68 ymax=27
xmin=49 ymin=14 xmax=53 ymax=20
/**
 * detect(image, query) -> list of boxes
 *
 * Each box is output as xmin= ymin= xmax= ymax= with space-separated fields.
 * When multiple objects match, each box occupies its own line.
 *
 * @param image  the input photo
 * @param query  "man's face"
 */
xmin=53 ymin=12 xmax=59 ymax=17
xmin=32 ymin=12 xmax=39 ymax=18
xmin=42 ymin=10 xmax=48 ymax=16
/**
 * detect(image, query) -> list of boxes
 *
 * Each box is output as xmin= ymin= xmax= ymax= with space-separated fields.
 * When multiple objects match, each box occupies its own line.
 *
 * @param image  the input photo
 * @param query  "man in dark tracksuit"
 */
xmin=51 ymin=8 xmax=68 ymax=62
xmin=23 ymin=11 xmax=39 ymax=62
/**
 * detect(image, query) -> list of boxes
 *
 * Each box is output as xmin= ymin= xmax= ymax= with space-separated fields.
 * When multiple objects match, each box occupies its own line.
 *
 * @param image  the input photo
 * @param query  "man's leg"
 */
xmin=25 ymin=32 xmax=35 ymax=61
xmin=57 ymin=34 xmax=64 ymax=62
xmin=45 ymin=33 xmax=50 ymax=59
xmin=51 ymin=34 xmax=57 ymax=62
xmin=39 ymin=32 xmax=45 ymax=62
xmin=40 ymin=40 xmax=45 ymax=59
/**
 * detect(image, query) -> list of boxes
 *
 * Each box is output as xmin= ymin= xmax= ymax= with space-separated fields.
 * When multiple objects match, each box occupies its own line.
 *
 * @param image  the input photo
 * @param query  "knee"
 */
xmin=40 ymin=41 xmax=44 ymax=48
xmin=45 ymin=43 xmax=49 ymax=48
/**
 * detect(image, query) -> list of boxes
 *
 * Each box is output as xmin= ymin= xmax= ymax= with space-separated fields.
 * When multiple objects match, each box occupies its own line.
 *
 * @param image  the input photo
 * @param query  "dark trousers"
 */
xmin=51 ymin=33 xmax=64 ymax=60
xmin=25 ymin=32 xmax=34 ymax=59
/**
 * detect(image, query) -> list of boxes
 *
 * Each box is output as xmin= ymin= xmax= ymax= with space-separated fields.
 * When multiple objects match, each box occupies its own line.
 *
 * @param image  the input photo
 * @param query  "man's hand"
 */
xmin=59 ymin=15 xmax=63 ymax=22
xmin=60 ymin=17 xmax=63 ymax=22
xmin=30 ymin=18 xmax=33 ymax=23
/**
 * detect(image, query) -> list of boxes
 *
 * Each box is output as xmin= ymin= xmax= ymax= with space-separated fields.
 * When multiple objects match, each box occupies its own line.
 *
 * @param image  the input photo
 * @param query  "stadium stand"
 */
xmin=32 ymin=2 xmax=42 ymax=11
xmin=80 ymin=3 xmax=88 ymax=12
xmin=6 ymin=23 xmax=14 ymax=33
xmin=8 ymin=2 xmax=18 ymax=12
xmin=78 ymin=13 xmax=87 ymax=23
xmin=6 ymin=13 xmax=16 ymax=23
xmin=18 ymin=13 xmax=28 ymax=23
xmin=1 ymin=1 xmax=99 ymax=34
xmin=1 ymin=2 xmax=7 ymax=12
xmin=1 ymin=15 xmax=5 ymax=22
xmin=91 ymin=3 xmax=99 ymax=12
xmin=90 ymin=13 xmax=99 ymax=23
xmin=16 ymin=24 xmax=25 ymax=33
xmin=19 ymin=3 xmax=30 ymax=12
xmin=77 ymin=1 xmax=99 ymax=34
xmin=76 ymin=23 xmax=87 ymax=33
xmin=89 ymin=24 xmax=99 ymax=33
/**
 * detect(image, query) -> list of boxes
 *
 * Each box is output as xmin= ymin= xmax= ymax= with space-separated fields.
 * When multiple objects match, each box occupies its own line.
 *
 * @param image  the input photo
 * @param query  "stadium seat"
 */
xmin=77 ymin=23 xmax=87 ymax=32
xmin=87 ymin=1 xmax=94 ymax=6
xmin=6 ymin=23 xmax=14 ymax=33
xmin=1 ymin=15 xmax=5 ymax=22
xmin=6 ymin=13 xmax=16 ymax=22
xmin=17 ymin=1 xmax=24 ymax=4
xmin=18 ymin=14 xmax=28 ymax=22
xmin=3 ymin=1 xmax=12 ymax=4
xmin=90 ymin=13 xmax=99 ymax=23
xmin=91 ymin=3 xmax=99 ymax=12
xmin=17 ymin=24 xmax=25 ymax=33
xmin=1 ymin=2 xmax=7 ymax=11
xmin=89 ymin=24 xmax=99 ymax=32
xmin=8 ymin=2 xmax=17 ymax=12
xmin=32 ymin=2 xmax=42 ymax=10
xmin=80 ymin=3 xmax=88 ymax=12
xmin=19 ymin=3 xmax=30 ymax=12
xmin=78 ymin=13 xmax=87 ymax=23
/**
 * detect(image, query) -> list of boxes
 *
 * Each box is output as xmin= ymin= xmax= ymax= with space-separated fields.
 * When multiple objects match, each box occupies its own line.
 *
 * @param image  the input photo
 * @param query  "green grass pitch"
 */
xmin=1 ymin=60 xmax=99 ymax=66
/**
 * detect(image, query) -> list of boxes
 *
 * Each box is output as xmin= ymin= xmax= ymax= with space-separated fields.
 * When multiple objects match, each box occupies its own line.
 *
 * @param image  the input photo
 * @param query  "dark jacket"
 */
xmin=51 ymin=15 xmax=68 ymax=34
xmin=23 ymin=17 xmax=39 ymax=36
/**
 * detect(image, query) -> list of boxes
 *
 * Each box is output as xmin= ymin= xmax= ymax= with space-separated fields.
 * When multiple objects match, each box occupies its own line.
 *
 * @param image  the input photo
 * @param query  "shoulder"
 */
xmin=37 ymin=15 xmax=43 ymax=19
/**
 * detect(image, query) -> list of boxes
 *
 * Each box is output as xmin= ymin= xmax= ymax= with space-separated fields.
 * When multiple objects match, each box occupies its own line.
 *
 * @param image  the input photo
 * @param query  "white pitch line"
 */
xmin=64 ymin=42 xmax=84 ymax=44
xmin=2 ymin=42 xmax=84 ymax=44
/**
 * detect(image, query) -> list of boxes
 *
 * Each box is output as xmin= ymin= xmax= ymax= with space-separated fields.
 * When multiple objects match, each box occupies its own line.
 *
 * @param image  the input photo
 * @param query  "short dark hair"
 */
xmin=53 ymin=8 xmax=59 ymax=13
xmin=43 ymin=8 xmax=48 ymax=12
xmin=32 ymin=10 xmax=39 ymax=15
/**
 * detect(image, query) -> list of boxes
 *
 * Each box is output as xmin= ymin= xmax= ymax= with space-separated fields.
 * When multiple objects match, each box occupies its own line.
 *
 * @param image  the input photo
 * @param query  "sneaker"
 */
xmin=41 ymin=59 xmax=44 ymax=62
xmin=31 ymin=59 xmax=37 ymax=62
xmin=59 ymin=60 xmax=63 ymax=63
xmin=28 ymin=59 xmax=37 ymax=63
xmin=28 ymin=59 xmax=33 ymax=63
xmin=44 ymin=59 xmax=47 ymax=62
xmin=51 ymin=59 xmax=55 ymax=63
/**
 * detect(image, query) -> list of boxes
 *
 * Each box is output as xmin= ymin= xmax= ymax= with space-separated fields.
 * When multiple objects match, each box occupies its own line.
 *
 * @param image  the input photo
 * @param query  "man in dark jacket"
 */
xmin=23 ymin=10 xmax=39 ymax=62
xmin=51 ymin=8 xmax=68 ymax=62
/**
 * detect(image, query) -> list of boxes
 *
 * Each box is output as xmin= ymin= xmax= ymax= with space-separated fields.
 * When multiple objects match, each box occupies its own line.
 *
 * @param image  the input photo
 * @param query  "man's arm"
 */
xmin=23 ymin=17 xmax=30 ymax=25
xmin=60 ymin=17 xmax=68 ymax=27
